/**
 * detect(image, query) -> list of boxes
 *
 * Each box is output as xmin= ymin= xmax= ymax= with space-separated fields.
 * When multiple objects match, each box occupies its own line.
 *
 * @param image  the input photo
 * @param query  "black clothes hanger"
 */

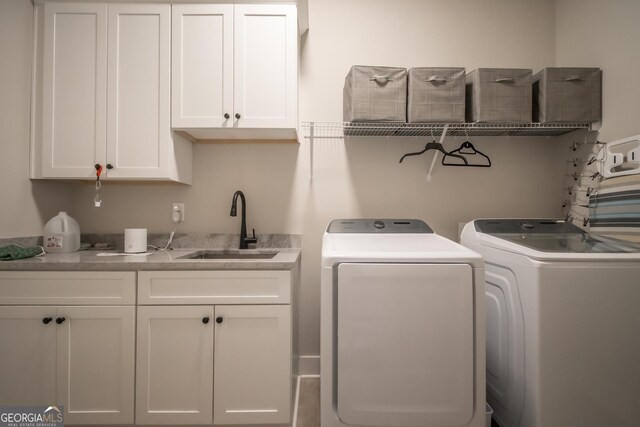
xmin=399 ymin=139 xmax=468 ymax=165
xmin=442 ymin=140 xmax=491 ymax=167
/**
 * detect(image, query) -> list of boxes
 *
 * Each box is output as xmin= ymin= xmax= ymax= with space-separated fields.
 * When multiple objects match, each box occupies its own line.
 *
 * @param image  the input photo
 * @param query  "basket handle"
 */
xmin=427 ymin=76 xmax=450 ymax=83
xmin=369 ymin=74 xmax=393 ymax=84
xmin=495 ymin=77 xmax=515 ymax=83
xmin=565 ymin=75 xmax=585 ymax=81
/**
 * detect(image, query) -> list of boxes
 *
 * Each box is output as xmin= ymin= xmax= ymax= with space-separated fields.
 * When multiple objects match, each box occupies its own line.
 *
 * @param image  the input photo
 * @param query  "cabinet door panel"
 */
xmin=56 ymin=306 xmax=135 ymax=425
xmin=234 ymin=5 xmax=297 ymax=128
xmin=0 ymin=307 xmax=56 ymax=405
xmin=214 ymin=305 xmax=291 ymax=424
xmin=42 ymin=3 xmax=107 ymax=178
xmin=172 ymin=5 xmax=233 ymax=128
xmin=136 ymin=306 xmax=214 ymax=425
xmin=107 ymin=4 xmax=170 ymax=178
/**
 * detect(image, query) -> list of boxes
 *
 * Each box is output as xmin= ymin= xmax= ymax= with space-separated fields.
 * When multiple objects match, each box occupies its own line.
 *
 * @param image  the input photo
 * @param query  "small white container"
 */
xmin=43 ymin=211 xmax=81 ymax=253
xmin=125 ymin=228 xmax=147 ymax=253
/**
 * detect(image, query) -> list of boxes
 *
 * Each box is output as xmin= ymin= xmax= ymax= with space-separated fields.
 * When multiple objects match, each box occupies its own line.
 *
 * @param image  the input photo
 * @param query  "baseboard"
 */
xmin=298 ymin=355 xmax=320 ymax=376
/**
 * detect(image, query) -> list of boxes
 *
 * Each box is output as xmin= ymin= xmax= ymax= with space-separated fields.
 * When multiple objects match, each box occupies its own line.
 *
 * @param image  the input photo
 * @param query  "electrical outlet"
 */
xmin=172 ymin=203 xmax=185 ymax=223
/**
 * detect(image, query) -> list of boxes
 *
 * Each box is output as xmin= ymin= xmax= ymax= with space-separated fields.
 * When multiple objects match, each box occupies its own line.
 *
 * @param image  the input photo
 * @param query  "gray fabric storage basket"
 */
xmin=533 ymin=67 xmax=601 ymax=123
xmin=343 ymin=65 xmax=407 ymax=122
xmin=408 ymin=67 xmax=465 ymax=123
xmin=466 ymin=68 xmax=532 ymax=123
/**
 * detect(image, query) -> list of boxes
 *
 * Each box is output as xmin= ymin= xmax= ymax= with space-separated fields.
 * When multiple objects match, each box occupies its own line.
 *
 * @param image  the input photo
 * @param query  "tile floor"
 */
xmin=296 ymin=377 xmax=320 ymax=427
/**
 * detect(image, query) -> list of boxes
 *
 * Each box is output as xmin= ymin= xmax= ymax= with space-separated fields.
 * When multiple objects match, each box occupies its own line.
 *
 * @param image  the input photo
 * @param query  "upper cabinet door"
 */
xmin=172 ymin=5 xmax=233 ymax=129
xmin=233 ymin=5 xmax=297 ymax=129
xmin=107 ymin=4 xmax=171 ymax=179
xmin=42 ymin=3 xmax=107 ymax=178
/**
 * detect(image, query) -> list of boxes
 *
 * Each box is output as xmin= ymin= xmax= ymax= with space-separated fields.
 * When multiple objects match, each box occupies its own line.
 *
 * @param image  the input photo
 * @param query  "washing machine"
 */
xmin=321 ymin=219 xmax=486 ymax=427
xmin=460 ymin=219 xmax=640 ymax=427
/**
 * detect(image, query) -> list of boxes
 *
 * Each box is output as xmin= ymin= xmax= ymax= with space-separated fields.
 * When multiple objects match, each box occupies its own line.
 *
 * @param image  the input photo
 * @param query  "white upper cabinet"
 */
xmin=171 ymin=4 xmax=298 ymax=140
xmin=41 ymin=3 xmax=108 ymax=178
xmin=172 ymin=5 xmax=233 ymax=129
xmin=107 ymin=4 xmax=172 ymax=180
xmin=34 ymin=2 xmax=192 ymax=183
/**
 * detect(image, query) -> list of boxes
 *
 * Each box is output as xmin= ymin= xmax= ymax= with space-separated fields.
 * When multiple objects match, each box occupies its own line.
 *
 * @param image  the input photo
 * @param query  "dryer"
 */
xmin=461 ymin=219 xmax=640 ymax=427
xmin=321 ymin=219 xmax=485 ymax=427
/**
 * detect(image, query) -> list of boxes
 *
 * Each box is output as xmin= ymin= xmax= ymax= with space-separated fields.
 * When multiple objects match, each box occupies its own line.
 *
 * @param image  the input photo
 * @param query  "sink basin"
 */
xmin=178 ymin=250 xmax=278 ymax=260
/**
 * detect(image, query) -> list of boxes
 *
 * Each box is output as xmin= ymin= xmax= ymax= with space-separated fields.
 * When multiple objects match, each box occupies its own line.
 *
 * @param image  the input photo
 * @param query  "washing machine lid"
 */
xmin=322 ymin=219 xmax=483 ymax=267
xmin=471 ymin=219 xmax=640 ymax=261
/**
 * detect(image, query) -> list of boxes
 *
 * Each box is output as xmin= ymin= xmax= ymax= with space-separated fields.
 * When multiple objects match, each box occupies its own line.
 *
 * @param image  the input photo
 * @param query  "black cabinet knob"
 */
xmin=202 ymin=317 xmax=210 ymax=324
xmin=106 ymin=164 xmax=113 ymax=170
xmin=56 ymin=317 xmax=66 ymax=324
xmin=216 ymin=316 xmax=223 ymax=324
xmin=235 ymin=113 xmax=241 ymax=119
xmin=94 ymin=164 xmax=101 ymax=170
xmin=42 ymin=317 xmax=53 ymax=324
xmin=224 ymin=113 xmax=230 ymax=119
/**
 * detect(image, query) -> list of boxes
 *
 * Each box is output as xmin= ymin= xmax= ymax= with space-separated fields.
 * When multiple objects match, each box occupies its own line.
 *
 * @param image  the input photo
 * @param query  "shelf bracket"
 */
xmin=426 ymin=124 xmax=449 ymax=181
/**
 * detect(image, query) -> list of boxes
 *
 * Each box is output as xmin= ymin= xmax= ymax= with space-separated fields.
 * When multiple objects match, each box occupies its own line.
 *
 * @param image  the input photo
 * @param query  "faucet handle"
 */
xmin=246 ymin=228 xmax=257 ymax=244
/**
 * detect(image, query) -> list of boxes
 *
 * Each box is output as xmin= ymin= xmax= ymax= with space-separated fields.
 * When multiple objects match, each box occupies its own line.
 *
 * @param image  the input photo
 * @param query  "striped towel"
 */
xmin=590 ymin=174 xmax=640 ymax=242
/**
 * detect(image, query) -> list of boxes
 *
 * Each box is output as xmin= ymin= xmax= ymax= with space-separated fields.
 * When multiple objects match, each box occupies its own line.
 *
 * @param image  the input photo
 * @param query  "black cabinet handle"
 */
xmin=202 ymin=317 xmax=210 ymax=324
xmin=56 ymin=317 xmax=66 ymax=324
xmin=106 ymin=164 xmax=113 ymax=170
xmin=235 ymin=113 xmax=241 ymax=119
xmin=42 ymin=317 xmax=53 ymax=324
xmin=224 ymin=113 xmax=230 ymax=119
xmin=216 ymin=316 xmax=223 ymax=324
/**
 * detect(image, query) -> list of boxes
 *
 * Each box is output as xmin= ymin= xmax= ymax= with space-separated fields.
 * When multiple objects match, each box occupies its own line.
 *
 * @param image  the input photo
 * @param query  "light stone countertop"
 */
xmin=0 ymin=248 xmax=301 ymax=271
xmin=0 ymin=233 xmax=301 ymax=271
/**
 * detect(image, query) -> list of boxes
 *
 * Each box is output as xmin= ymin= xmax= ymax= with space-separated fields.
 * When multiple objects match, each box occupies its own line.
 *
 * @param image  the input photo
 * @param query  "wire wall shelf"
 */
xmin=301 ymin=121 xmax=592 ymax=180
xmin=301 ymin=121 xmax=591 ymax=138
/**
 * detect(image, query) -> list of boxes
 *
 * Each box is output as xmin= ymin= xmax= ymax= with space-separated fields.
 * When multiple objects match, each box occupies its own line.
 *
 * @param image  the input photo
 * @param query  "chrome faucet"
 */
xmin=230 ymin=190 xmax=257 ymax=249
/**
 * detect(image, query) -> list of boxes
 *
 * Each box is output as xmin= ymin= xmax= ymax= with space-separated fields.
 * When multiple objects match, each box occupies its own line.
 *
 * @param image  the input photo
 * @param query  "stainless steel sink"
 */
xmin=178 ymin=250 xmax=278 ymax=260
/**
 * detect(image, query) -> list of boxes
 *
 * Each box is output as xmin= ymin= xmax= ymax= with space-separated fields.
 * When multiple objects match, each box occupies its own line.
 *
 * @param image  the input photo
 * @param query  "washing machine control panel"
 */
xmin=327 ymin=219 xmax=433 ymax=233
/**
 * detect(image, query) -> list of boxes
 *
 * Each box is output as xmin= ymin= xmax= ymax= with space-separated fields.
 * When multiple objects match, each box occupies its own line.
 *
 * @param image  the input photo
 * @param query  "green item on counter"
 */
xmin=0 ymin=244 xmax=45 ymax=261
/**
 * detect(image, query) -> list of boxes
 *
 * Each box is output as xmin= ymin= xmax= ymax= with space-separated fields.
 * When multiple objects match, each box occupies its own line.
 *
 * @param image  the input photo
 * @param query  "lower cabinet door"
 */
xmin=0 ymin=306 xmax=57 ymax=405
xmin=214 ymin=305 xmax=291 ymax=425
xmin=136 ymin=305 xmax=215 ymax=425
xmin=56 ymin=306 xmax=135 ymax=425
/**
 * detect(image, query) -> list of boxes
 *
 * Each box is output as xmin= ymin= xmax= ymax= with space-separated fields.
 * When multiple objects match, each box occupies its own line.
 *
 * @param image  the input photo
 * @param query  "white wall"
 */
xmin=556 ymin=0 xmax=640 ymax=141
xmin=66 ymin=0 xmax=567 ymax=363
xmin=0 ymin=0 xmax=72 ymax=238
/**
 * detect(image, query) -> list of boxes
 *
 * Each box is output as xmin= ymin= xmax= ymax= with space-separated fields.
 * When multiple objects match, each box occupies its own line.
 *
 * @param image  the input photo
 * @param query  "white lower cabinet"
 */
xmin=214 ymin=305 xmax=291 ymax=425
xmin=0 ymin=271 xmax=136 ymax=424
xmin=136 ymin=304 xmax=291 ymax=425
xmin=0 ymin=269 xmax=296 ymax=426
xmin=136 ymin=305 xmax=215 ymax=425
xmin=136 ymin=270 xmax=295 ymax=425
xmin=0 ymin=306 xmax=57 ymax=405
xmin=0 ymin=306 xmax=135 ymax=424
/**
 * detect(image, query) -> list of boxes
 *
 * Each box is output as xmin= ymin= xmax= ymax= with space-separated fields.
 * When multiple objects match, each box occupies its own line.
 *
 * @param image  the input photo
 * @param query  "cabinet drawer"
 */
xmin=138 ymin=270 xmax=291 ymax=305
xmin=0 ymin=271 xmax=136 ymax=305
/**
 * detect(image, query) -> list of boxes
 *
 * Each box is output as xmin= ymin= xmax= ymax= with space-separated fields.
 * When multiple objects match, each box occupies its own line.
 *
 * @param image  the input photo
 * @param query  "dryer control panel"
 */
xmin=327 ymin=219 xmax=433 ymax=233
